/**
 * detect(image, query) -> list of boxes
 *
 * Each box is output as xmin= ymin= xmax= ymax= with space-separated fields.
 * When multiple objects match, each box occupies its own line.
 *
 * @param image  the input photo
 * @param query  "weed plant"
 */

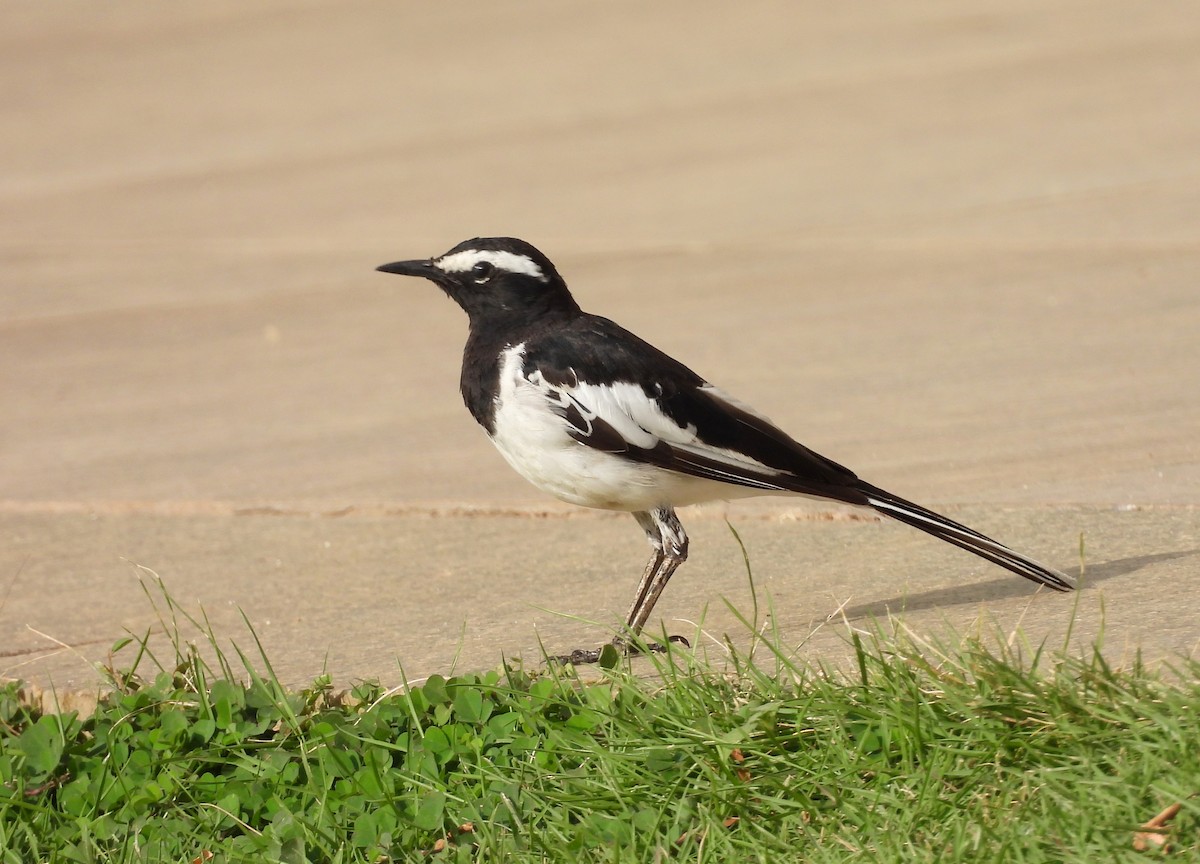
xmin=1 ymin=578 xmax=1197 ymax=862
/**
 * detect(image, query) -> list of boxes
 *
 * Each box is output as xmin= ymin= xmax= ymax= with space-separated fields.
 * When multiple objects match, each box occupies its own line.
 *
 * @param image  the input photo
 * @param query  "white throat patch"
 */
xmin=436 ymin=249 xmax=547 ymax=282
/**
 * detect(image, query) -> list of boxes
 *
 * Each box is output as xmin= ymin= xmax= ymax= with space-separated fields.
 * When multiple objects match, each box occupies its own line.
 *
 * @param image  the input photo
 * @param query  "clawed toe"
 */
xmin=550 ymin=633 xmax=690 ymax=666
xmin=551 ymin=646 xmax=606 ymax=665
xmin=615 ymin=633 xmax=691 ymax=656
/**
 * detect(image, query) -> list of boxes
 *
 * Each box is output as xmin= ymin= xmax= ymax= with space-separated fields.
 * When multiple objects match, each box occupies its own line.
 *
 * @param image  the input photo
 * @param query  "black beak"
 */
xmin=375 ymin=259 xmax=440 ymax=279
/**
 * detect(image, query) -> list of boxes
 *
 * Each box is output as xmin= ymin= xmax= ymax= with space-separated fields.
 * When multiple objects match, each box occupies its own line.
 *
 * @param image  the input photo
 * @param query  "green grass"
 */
xmin=1 ymin=580 xmax=1197 ymax=863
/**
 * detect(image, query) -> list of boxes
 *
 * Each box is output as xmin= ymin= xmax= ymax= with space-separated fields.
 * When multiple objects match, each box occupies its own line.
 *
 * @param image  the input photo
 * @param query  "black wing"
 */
xmin=521 ymin=315 xmax=868 ymax=505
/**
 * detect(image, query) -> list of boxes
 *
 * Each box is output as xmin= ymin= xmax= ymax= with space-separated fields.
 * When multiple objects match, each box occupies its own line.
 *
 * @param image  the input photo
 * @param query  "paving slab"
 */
xmin=2 ymin=503 xmax=1197 ymax=693
xmin=2 ymin=2 xmax=1199 ymax=693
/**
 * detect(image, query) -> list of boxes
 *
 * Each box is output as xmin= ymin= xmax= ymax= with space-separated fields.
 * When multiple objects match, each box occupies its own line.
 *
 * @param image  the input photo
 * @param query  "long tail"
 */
xmin=859 ymin=482 xmax=1073 ymax=592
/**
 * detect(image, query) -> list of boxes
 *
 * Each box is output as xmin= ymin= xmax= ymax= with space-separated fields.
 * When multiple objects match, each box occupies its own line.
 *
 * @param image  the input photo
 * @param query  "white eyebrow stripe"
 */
xmin=436 ymin=249 xmax=547 ymax=282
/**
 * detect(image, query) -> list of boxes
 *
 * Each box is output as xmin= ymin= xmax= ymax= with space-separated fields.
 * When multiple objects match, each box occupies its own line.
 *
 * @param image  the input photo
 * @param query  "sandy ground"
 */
xmin=3 ymin=2 xmax=1198 ymax=693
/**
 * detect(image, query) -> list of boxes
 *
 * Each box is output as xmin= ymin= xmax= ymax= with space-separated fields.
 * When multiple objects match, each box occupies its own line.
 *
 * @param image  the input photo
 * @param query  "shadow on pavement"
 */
xmin=838 ymin=549 xmax=1200 ymax=622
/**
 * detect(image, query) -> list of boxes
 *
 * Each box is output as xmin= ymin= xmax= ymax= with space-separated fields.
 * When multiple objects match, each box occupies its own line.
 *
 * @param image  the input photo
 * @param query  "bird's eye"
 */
xmin=471 ymin=261 xmax=495 ymax=282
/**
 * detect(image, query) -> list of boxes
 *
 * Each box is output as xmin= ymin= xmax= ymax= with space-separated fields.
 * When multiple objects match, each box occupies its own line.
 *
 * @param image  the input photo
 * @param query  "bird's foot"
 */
xmin=551 ymin=634 xmax=690 ymax=666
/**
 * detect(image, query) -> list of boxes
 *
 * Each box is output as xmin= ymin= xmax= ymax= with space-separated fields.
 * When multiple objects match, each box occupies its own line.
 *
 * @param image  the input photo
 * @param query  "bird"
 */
xmin=376 ymin=237 xmax=1072 ymax=662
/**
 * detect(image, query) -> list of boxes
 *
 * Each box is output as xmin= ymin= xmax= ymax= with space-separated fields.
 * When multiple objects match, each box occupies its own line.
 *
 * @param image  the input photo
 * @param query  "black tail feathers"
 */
xmin=860 ymin=484 xmax=1073 ymax=592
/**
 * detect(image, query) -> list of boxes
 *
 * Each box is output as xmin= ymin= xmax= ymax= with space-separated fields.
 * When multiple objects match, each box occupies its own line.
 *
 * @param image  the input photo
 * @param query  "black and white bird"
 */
xmin=377 ymin=237 xmax=1072 ymax=661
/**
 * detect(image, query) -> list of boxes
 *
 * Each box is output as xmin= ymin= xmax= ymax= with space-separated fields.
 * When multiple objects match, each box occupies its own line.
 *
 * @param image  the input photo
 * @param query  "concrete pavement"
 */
xmin=3 ymin=2 xmax=1198 ymax=693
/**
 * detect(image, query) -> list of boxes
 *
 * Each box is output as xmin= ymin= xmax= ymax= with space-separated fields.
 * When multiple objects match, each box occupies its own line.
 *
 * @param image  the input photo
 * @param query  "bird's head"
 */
xmin=376 ymin=237 xmax=580 ymax=326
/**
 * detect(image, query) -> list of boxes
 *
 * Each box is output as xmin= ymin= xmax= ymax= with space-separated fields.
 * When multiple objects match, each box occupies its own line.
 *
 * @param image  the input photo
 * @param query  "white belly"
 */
xmin=489 ymin=345 xmax=763 ymax=512
xmin=490 ymin=419 xmax=759 ymax=511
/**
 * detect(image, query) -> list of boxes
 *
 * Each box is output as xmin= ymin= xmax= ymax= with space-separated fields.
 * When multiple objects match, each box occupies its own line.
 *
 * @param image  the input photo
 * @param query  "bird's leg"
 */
xmin=552 ymin=508 xmax=690 ymax=665
xmin=622 ymin=534 xmax=666 ymax=634
xmin=625 ymin=557 xmax=685 ymax=635
xmin=620 ymin=508 xmax=689 ymax=646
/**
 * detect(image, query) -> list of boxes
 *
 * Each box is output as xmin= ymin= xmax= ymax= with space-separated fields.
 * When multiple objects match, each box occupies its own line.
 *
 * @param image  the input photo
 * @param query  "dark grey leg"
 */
xmin=621 ymin=510 xmax=668 ymax=631
xmin=624 ymin=508 xmax=689 ymax=636
xmin=552 ymin=507 xmax=690 ymax=665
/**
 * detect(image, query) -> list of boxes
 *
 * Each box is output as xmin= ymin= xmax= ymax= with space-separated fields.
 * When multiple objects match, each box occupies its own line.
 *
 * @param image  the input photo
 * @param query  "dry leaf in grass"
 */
xmin=731 ymin=748 xmax=751 ymax=781
xmin=1133 ymin=801 xmax=1182 ymax=852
